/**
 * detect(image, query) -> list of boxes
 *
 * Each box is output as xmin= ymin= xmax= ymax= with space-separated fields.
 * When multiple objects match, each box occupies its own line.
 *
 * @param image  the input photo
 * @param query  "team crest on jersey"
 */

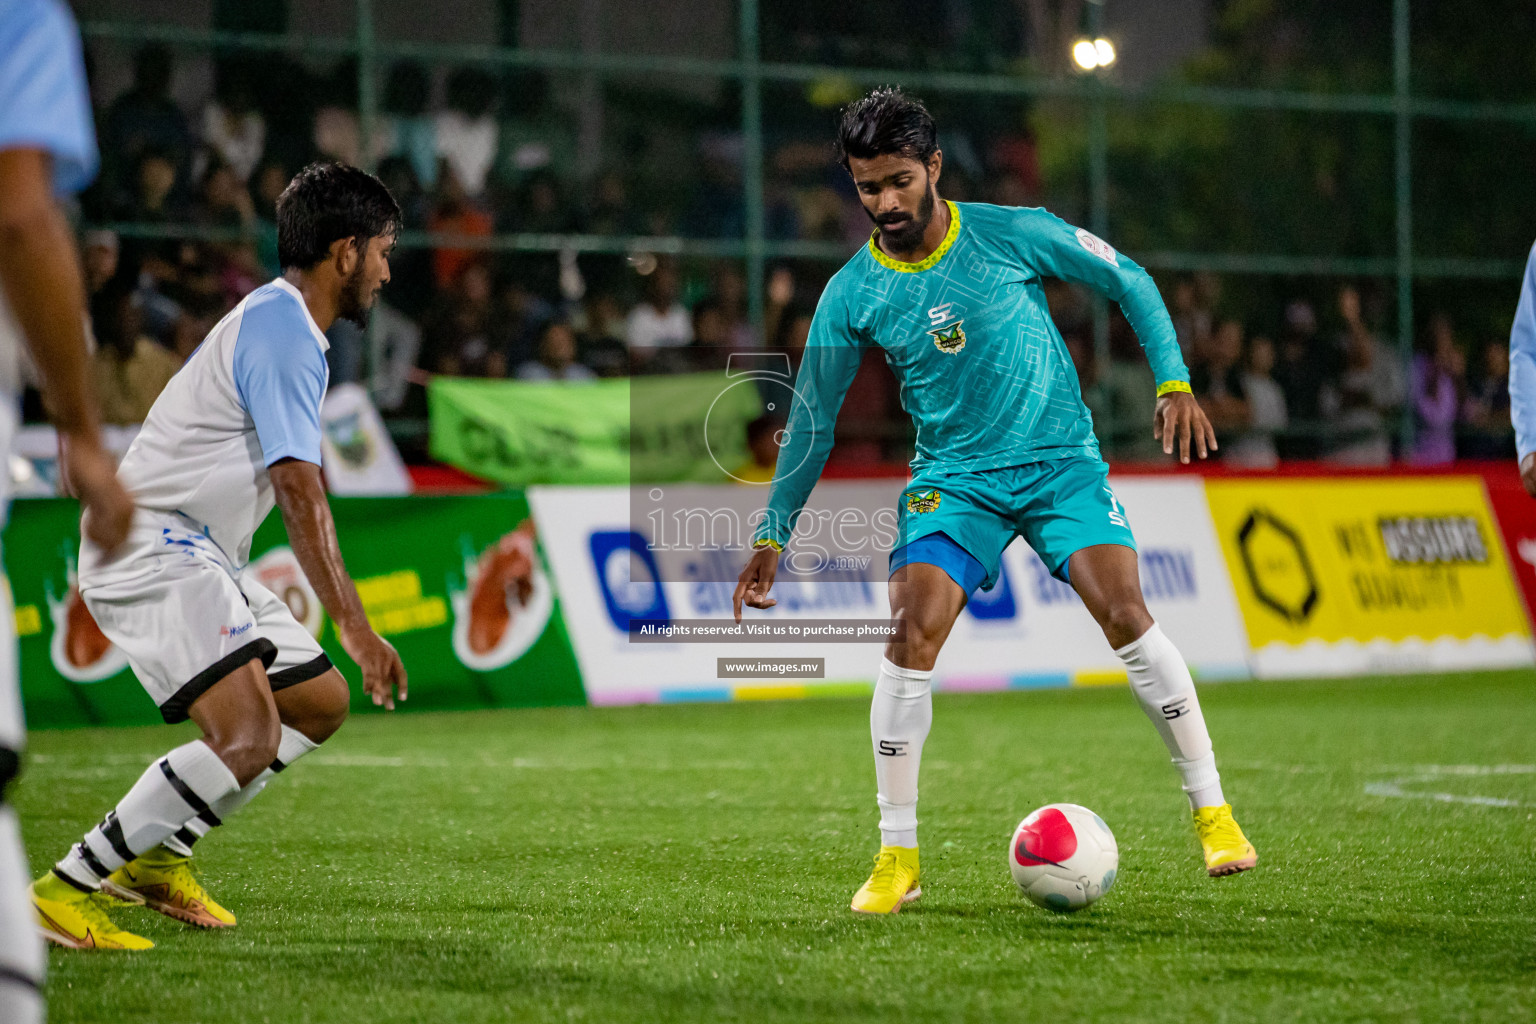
xmin=905 ymin=489 xmax=942 ymax=514
xmin=928 ymin=320 xmax=967 ymax=355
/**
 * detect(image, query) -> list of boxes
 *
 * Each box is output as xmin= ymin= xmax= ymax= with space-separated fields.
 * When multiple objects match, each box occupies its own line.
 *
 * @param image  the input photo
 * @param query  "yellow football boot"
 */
xmin=1193 ymin=803 xmax=1257 ymax=877
xmin=850 ymin=845 xmax=921 ymax=914
xmin=103 ymin=846 xmax=235 ymax=928
xmin=30 ymin=872 xmax=154 ymax=950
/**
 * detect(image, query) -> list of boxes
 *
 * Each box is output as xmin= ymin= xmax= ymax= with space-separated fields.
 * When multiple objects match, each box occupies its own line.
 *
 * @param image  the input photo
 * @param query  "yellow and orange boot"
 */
xmin=102 ymin=846 xmax=235 ymax=928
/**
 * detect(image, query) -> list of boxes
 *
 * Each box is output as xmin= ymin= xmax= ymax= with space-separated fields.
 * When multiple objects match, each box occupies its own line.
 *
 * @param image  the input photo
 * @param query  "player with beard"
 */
xmin=734 ymin=88 xmax=1256 ymax=914
xmin=31 ymin=162 xmax=409 ymax=949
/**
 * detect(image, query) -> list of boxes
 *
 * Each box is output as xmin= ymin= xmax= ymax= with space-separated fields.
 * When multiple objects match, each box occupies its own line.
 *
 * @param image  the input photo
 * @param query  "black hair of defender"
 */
xmin=835 ymin=87 xmax=938 ymax=170
xmin=276 ymin=161 xmax=401 ymax=271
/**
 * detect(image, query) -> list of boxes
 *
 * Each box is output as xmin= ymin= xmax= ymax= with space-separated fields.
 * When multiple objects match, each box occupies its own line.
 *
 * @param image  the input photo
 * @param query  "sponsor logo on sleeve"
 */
xmin=1075 ymin=228 xmax=1119 ymax=266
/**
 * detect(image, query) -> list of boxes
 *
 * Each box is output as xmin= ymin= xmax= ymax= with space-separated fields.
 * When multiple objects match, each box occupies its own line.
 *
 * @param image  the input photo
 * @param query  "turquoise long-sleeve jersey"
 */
xmin=755 ymin=200 xmax=1189 ymax=549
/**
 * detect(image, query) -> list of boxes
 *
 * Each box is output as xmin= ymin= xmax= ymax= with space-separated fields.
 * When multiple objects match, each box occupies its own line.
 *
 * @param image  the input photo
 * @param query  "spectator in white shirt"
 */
xmin=625 ymin=259 xmax=692 ymax=355
xmin=1229 ymin=335 xmax=1288 ymax=468
xmin=201 ymin=64 xmax=264 ymax=184
xmin=434 ymin=68 xmax=498 ymax=199
xmin=518 ymin=321 xmax=597 ymax=382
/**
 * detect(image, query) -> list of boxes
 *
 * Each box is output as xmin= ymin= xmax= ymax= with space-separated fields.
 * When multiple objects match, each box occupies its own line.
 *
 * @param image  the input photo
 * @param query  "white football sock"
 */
xmin=871 ymin=658 xmax=933 ymax=848
xmin=1115 ymin=623 xmax=1225 ymax=810
xmin=0 ymin=807 xmax=44 ymax=1024
xmin=164 ymin=726 xmax=320 ymax=856
xmin=54 ymin=739 xmax=239 ymax=890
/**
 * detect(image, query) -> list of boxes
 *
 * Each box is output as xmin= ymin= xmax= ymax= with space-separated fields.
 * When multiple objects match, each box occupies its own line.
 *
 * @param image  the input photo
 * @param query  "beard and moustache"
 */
xmin=337 ymin=261 xmax=379 ymax=328
xmin=868 ymin=178 xmax=936 ymax=254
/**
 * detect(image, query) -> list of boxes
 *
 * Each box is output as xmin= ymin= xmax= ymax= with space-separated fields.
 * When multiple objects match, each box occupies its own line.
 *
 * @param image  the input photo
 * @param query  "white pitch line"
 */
xmin=1364 ymin=764 xmax=1536 ymax=809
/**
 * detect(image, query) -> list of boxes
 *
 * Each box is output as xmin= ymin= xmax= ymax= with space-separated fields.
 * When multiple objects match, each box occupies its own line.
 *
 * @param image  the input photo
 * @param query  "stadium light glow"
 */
xmin=1073 ymin=37 xmax=1117 ymax=71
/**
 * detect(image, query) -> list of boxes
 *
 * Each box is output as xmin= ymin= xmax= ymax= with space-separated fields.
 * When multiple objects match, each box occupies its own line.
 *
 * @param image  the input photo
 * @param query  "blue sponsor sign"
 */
xmin=588 ymin=531 xmax=670 ymax=630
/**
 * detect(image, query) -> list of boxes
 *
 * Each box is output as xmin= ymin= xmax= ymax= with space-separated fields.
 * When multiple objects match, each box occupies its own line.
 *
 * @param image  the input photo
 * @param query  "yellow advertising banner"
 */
xmin=1204 ymin=477 xmax=1533 ymax=676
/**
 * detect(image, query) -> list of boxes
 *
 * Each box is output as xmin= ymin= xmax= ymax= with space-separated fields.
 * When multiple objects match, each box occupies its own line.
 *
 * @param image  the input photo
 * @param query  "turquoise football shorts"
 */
xmin=889 ymin=456 xmax=1136 ymax=593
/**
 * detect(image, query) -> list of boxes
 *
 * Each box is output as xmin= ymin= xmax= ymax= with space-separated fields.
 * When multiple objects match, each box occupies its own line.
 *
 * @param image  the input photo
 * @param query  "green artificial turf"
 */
xmin=19 ymin=669 xmax=1536 ymax=1023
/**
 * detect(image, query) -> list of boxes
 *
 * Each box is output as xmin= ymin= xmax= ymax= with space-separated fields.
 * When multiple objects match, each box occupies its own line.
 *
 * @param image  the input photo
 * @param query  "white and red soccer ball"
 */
xmin=1009 ymin=803 xmax=1119 ymax=912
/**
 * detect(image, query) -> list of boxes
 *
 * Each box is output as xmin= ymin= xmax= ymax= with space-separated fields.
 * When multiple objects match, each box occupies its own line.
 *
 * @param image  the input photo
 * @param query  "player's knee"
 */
xmin=281 ymin=671 xmax=350 ymax=745
xmin=207 ymin=715 xmax=282 ymax=787
xmin=889 ymin=611 xmax=947 ymax=670
xmin=307 ymin=676 xmax=351 ymax=742
xmin=1100 ymin=598 xmax=1153 ymax=650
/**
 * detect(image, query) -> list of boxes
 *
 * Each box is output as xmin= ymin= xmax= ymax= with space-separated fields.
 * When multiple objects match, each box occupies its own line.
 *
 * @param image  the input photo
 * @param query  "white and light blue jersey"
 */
xmin=1509 ymin=242 xmax=1536 ymax=462
xmin=0 ymin=0 xmax=97 ymax=194
xmin=103 ymin=279 xmax=330 ymax=572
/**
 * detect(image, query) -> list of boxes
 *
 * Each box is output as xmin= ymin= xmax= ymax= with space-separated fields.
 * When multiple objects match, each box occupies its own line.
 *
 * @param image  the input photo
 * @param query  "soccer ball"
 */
xmin=1008 ymin=803 xmax=1119 ymax=912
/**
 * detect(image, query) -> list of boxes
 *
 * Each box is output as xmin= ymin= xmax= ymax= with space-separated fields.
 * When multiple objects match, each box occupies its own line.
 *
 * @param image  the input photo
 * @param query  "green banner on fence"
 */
xmin=428 ymin=374 xmax=761 ymax=485
xmin=5 ymin=494 xmax=585 ymax=729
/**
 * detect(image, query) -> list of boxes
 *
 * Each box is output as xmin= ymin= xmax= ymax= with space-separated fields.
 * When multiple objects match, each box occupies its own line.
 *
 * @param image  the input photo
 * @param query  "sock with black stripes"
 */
xmin=164 ymin=726 xmax=319 ymax=856
xmin=53 ymin=740 xmax=239 ymax=891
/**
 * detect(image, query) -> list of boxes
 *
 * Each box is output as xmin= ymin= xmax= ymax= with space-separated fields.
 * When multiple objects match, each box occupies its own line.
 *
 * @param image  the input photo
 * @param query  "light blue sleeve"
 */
xmin=1012 ymin=207 xmax=1189 ymax=392
xmin=233 ymin=292 xmax=329 ymax=467
xmin=0 ymin=0 xmax=98 ymax=194
xmin=753 ymin=276 xmax=865 ymax=549
xmin=1510 ymin=242 xmax=1536 ymax=461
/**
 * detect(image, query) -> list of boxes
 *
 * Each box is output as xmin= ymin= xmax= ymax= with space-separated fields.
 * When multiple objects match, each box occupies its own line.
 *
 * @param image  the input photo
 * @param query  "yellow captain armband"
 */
xmin=753 ymin=538 xmax=783 ymax=552
xmin=1156 ymin=380 xmax=1193 ymax=398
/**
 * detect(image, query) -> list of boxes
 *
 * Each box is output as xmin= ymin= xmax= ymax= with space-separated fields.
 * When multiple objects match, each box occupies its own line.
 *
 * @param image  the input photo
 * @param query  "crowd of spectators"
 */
xmin=65 ymin=44 xmax=1515 ymax=470
xmin=1066 ymin=277 xmax=1516 ymax=467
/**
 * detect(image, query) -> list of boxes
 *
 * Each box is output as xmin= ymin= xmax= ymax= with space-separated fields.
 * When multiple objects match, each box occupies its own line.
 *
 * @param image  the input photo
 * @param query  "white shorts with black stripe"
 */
xmin=78 ymin=511 xmax=332 ymax=723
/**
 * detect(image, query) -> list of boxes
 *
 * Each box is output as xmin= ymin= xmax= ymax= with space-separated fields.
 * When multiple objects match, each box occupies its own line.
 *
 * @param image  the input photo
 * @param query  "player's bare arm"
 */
xmin=733 ymin=543 xmax=781 ymax=622
xmin=0 ymin=148 xmax=132 ymax=552
xmin=1154 ymin=390 xmax=1218 ymax=464
xmin=270 ymin=458 xmax=406 ymax=710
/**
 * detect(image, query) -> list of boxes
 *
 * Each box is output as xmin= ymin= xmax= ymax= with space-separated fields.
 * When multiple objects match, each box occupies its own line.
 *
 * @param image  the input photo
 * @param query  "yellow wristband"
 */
xmin=1156 ymin=380 xmax=1193 ymax=398
xmin=753 ymin=538 xmax=783 ymax=552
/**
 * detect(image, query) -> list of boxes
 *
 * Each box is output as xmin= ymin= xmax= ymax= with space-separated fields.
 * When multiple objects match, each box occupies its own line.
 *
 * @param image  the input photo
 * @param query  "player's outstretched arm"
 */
xmin=0 ymin=149 xmax=133 ymax=553
xmin=1154 ymin=391 xmax=1218 ymax=464
xmin=733 ymin=544 xmax=781 ymax=623
xmin=746 ymin=288 xmax=864 ymax=576
xmin=270 ymin=458 xmax=407 ymax=709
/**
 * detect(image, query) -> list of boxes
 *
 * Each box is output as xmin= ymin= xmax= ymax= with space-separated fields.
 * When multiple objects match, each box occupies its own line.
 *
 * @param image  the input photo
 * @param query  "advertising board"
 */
xmin=8 ymin=495 xmax=584 ymax=728
xmin=529 ymin=478 xmax=1249 ymax=704
xmin=1204 ymin=477 xmax=1533 ymax=676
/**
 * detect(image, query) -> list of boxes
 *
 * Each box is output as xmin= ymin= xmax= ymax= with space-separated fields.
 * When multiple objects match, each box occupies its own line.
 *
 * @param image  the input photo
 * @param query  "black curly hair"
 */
xmin=276 ymin=162 xmax=401 ymax=271
xmin=835 ymin=87 xmax=938 ymax=170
